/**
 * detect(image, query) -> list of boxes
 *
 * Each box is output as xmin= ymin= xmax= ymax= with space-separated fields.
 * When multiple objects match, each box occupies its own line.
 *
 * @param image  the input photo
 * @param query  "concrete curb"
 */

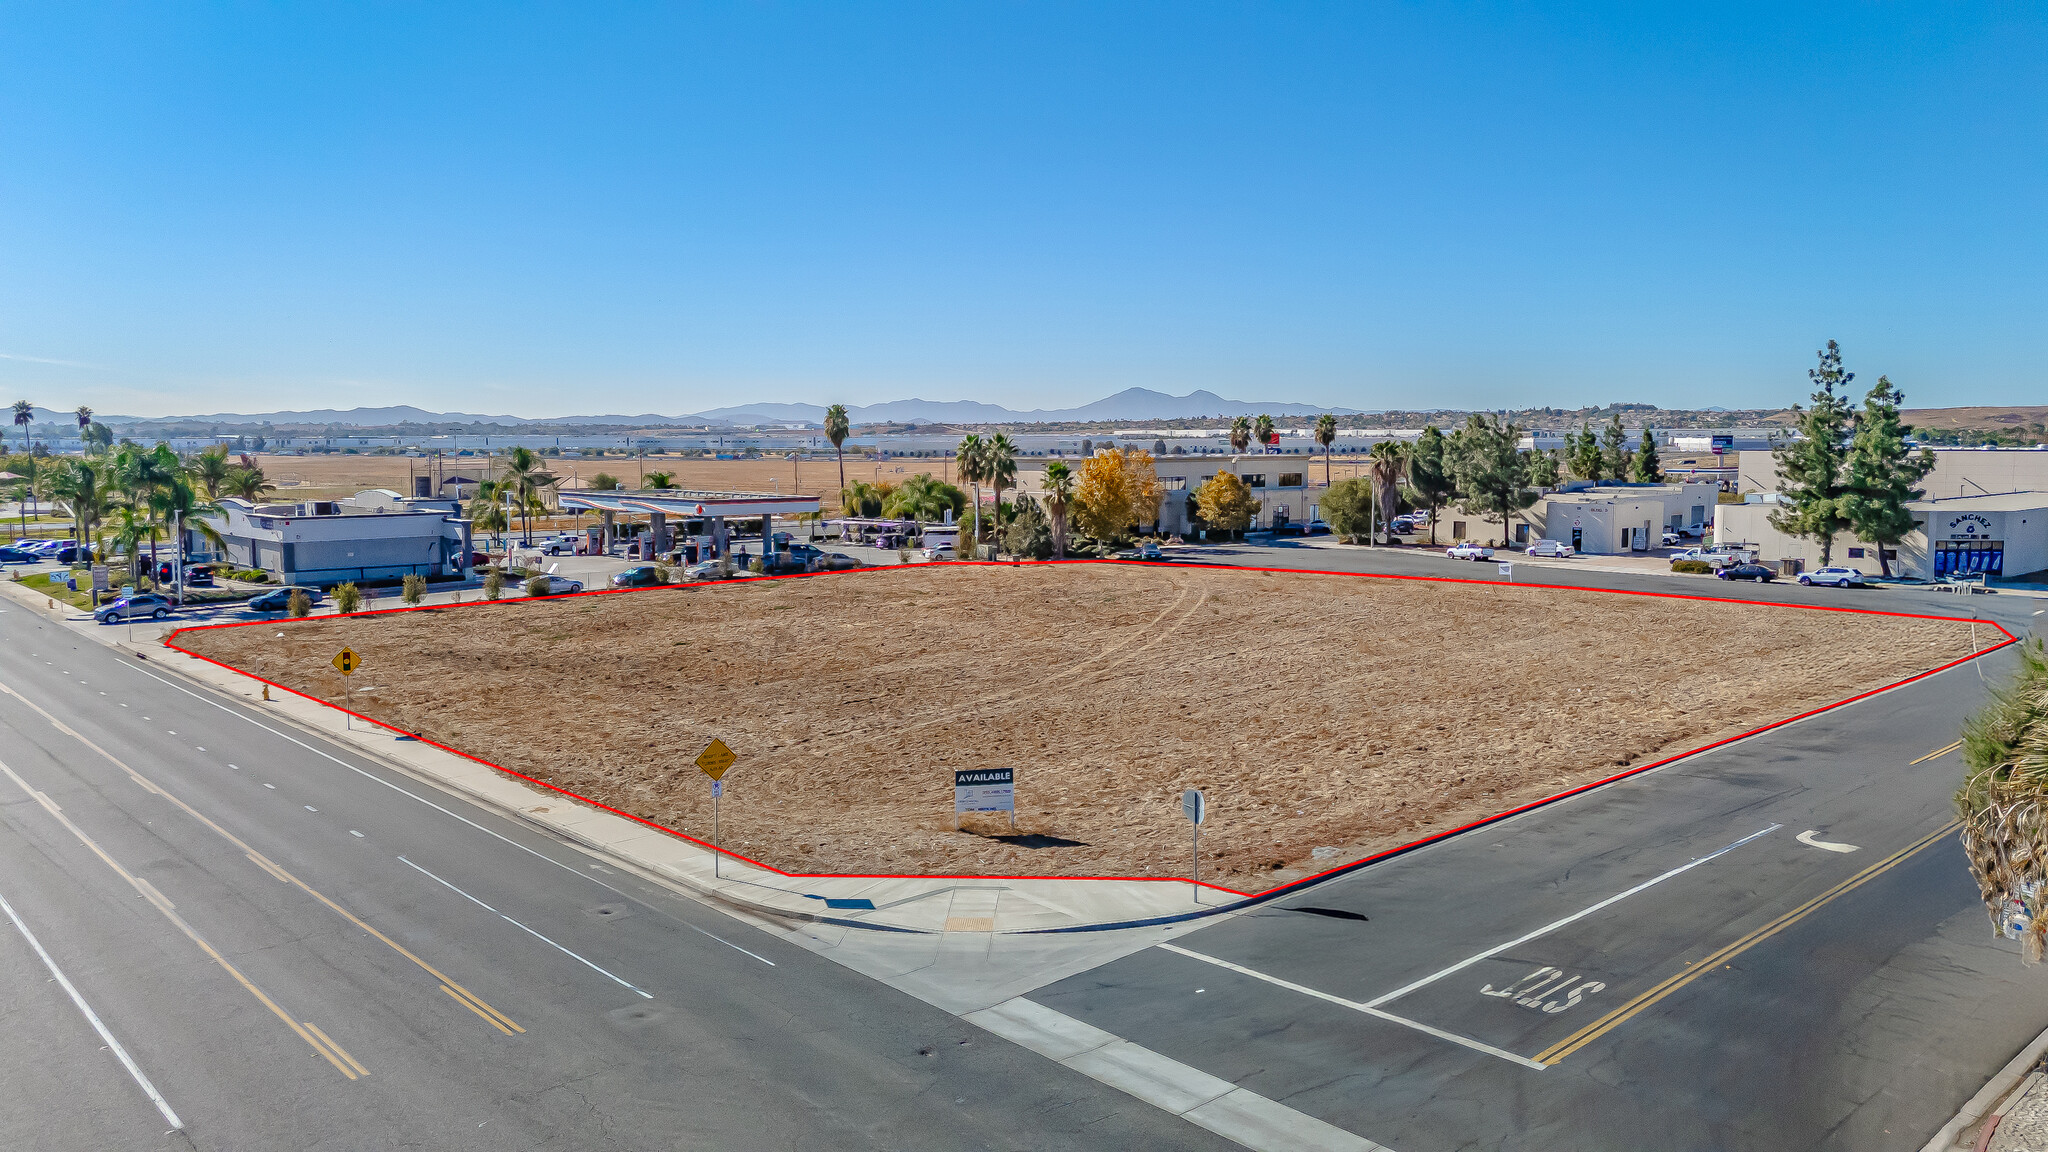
xmin=1921 ymin=1024 xmax=2048 ymax=1152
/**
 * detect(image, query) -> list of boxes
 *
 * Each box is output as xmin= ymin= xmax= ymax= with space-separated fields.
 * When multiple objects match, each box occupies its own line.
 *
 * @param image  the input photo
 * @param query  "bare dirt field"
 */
xmin=173 ymin=564 xmax=1983 ymax=890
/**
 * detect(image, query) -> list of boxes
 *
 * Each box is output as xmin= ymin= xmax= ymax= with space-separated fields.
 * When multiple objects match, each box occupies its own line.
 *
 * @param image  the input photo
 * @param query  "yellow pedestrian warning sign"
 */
xmin=696 ymin=738 xmax=735 ymax=780
xmin=332 ymin=647 xmax=360 ymax=676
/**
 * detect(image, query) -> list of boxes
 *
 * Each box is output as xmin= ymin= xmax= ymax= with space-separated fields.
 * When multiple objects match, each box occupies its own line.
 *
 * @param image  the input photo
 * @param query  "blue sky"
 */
xmin=2 ymin=3 xmax=2043 ymax=418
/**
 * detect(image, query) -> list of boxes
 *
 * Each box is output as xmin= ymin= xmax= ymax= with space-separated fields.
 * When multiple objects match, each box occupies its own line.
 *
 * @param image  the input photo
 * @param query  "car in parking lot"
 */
xmin=94 ymin=593 xmax=175 ymax=623
xmin=1716 ymin=563 xmax=1776 ymax=583
xmin=247 ymin=586 xmax=325 ymax=612
xmin=1798 ymin=566 xmax=1866 ymax=588
xmin=610 ymin=565 xmax=663 ymax=588
xmin=1304 ymin=519 xmax=1331 ymax=535
xmin=0 ymin=546 xmax=38 ymax=564
xmin=682 ymin=559 xmax=733 ymax=581
xmin=819 ymin=551 xmax=863 ymax=571
xmin=1525 ymin=539 xmax=1573 ymax=558
xmin=1446 ymin=542 xmax=1495 ymax=560
xmin=920 ymin=544 xmax=956 ymax=561
xmin=528 ymin=574 xmax=584 ymax=594
xmin=183 ymin=565 xmax=217 ymax=586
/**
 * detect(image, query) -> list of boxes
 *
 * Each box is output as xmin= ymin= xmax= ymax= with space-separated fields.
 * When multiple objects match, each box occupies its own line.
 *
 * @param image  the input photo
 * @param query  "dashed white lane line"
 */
xmin=262 ymin=783 xmax=274 ymax=790
xmin=397 ymin=855 xmax=655 ymax=999
xmin=0 ymin=887 xmax=183 ymax=1130
xmin=305 ymin=806 xmax=318 ymax=813
xmin=965 ymin=998 xmax=1389 ymax=1151
xmin=349 ymin=830 xmax=364 ymax=838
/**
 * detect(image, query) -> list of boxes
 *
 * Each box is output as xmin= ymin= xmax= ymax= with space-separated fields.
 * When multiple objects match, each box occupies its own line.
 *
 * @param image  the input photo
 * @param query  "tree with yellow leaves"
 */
xmin=1071 ymin=448 xmax=1164 ymax=545
xmin=1194 ymin=471 xmax=1258 ymax=539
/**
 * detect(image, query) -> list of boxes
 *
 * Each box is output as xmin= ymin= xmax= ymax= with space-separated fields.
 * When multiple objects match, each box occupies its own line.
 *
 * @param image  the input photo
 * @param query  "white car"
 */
xmin=1798 ymin=566 xmax=1866 ymax=588
xmin=1525 ymin=539 xmax=1573 ymax=558
xmin=529 ymin=574 xmax=584 ymax=594
xmin=920 ymin=544 xmax=956 ymax=561
xmin=1446 ymin=542 xmax=1495 ymax=560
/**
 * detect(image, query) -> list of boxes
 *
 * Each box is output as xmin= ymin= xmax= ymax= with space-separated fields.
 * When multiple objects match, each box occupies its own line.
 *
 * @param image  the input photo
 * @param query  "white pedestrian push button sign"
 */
xmin=332 ymin=647 xmax=359 ymax=676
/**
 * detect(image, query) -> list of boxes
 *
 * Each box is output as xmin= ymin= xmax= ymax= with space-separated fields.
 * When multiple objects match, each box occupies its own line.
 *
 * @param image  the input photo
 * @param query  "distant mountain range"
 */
xmin=13 ymin=388 xmax=1365 ymax=430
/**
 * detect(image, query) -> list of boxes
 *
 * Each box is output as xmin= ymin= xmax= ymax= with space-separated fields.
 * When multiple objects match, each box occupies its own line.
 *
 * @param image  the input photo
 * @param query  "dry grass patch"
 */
xmin=175 ymin=564 xmax=1981 ymax=889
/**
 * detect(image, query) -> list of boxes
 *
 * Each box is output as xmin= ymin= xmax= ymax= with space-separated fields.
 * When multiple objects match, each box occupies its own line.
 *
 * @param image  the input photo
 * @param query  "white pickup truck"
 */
xmin=1670 ymin=545 xmax=1756 ymax=567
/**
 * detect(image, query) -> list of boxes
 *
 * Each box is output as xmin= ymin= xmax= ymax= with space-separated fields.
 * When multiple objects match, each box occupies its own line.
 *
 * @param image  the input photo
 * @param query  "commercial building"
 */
xmin=1713 ymin=491 xmax=2048 ymax=581
xmin=1527 ymin=482 xmax=1720 ymax=553
xmin=199 ymin=497 xmax=475 ymax=586
xmin=555 ymin=488 xmax=823 ymax=559
xmin=1016 ymin=454 xmax=1334 ymax=536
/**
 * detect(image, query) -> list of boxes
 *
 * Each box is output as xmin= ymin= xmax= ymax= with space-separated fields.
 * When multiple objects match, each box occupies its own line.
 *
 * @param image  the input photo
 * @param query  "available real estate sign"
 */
xmin=954 ymin=768 xmax=1015 ymax=814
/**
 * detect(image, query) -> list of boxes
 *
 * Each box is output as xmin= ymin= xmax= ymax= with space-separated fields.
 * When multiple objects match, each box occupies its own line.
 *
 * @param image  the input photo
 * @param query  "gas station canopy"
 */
xmin=558 ymin=489 xmax=821 ymax=519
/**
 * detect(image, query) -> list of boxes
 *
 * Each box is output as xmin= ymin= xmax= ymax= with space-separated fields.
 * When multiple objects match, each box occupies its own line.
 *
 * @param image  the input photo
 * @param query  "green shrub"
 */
xmin=1671 ymin=559 xmax=1714 ymax=575
xmin=401 ymin=573 xmax=427 ymax=605
xmin=287 ymin=589 xmax=312 ymax=617
xmin=654 ymin=564 xmax=672 ymax=583
xmin=747 ymin=558 xmax=765 ymax=574
xmin=332 ymin=582 xmax=362 ymax=614
xmin=525 ymin=575 xmax=551 ymax=597
xmin=483 ymin=570 xmax=504 ymax=600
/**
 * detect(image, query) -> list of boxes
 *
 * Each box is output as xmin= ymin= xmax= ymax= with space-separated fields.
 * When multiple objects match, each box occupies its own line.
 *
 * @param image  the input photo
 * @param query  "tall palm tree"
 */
xmin=75 ymin=406 xmax=92 ymax=441
xmin=155 ymin=476 xmax=228 ymax=583
xmin=187 ymin=443 xmax=233 ymax=499
xmin=47 ymin=457 xmax=109 ymax=557
xmin=113 ymin=444 xmax=182 ymax=583
xmin=1228 ymin=416 xmax=1252 ymax=458
xmin=825 ymin=404 xmax=851 ymax=493
xmin=496 ymin=446 xmax=553 ymax=546
xmin=956 ymin=433 xmax=988 ymax=545
xmin=1366 ymin=440 xmax=1408 ymax=546
xmin=1042 ymin=460 xmax=1076 ymax=559
xmin=107 ymin=504 xmax=157 ymax=588
xmin=1253 ymin=414 xmax=1276 ymax=454
xmin=1315 ymin=414 xmax=1338 ymax=486
xmin=985 ymin=433 xmax=1018 ymax=546
xmin=11 ymin=400 xmax=32 ymax=453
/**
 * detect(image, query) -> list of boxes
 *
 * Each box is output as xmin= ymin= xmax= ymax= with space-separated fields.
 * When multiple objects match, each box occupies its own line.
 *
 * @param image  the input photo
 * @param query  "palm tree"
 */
xmin=956 ymin=434 xmax=988 ymax=545
xmin=644 ymin=471 xmax=675 ymax=489
xmin=838 ymin=479 xmax=893 ymax=518
xmin=1229 ymin=416 xmax=1252 ymax=459
xmin=495 ymin=446 xmax=553 ymax=546
xmin=113 ymin=444 xmax=182 ymax=583
xmin=47 ymin=458 xmax=109 ymax=557
xmin=881 ymin=473 xmax=966 ymax=522
xmin=224 ymin=463 xmax=275 ymax=502
xmin=1042 ymin=460 xmax=1076 ymax=559
xmin=1315 ymin=414 xmax=1338 ymax=485
xmin=107 ymin=504 xmax=157 ymax=588
xmin=1253 ymin=414 xmax=1275 ymax=454
xmin=985 ymin=433 xmax=1018 ymax=546
xmin=75 ymin=406 xmax=92 ymax=440
xmin=1959 ymin=639 xmax=2048 ymax=962
xmin=825 ymin=404 xmax=851 ymax=493
xmin=11 ymin=400 xmax=32 ymax=453
xmin=156 ymin=476 xmax=228 ymax=585
xmin=187 ymin=443 xmax=233 ymax=499
xmin=1366 ymin=440 xmax=1408 ymax=545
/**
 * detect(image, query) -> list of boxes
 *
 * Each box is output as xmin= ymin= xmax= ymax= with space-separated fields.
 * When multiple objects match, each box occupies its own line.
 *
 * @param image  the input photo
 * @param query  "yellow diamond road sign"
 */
xmin=332 ymin=647 xmax=360 ymax=676
xmin=696 ymin=738 xmax=736 ymax=780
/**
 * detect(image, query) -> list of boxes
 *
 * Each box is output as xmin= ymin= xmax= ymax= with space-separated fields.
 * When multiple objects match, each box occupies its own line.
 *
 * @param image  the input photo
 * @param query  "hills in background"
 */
xmin=13 ymin=388 xmax=1361 ymax=430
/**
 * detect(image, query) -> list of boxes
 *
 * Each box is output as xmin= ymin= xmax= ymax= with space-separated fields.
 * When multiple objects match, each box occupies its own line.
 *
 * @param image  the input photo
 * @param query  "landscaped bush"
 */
xmin=332 ymin=582 xmax=362 ymax=614
xmin=483 ymin=571 xmax=504 ymax=600
xmin=401 ymin=573 xmax=427 ymax=605
xmin=287 ymin=590 xmax=312 ymax=617
xmin=525 ymin=575 xmax=551 ymax=597
xmin=1671 ymin=559 xmax=1714 ymax=575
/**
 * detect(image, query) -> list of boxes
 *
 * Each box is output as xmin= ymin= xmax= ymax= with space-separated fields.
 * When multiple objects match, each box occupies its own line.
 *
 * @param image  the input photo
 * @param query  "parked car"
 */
xmin=1716 ymin=563 xmax=1775 ymax=583
xmin=819 ymin=552 xmax=863 ymax=571
xmin=539 ymin=538 xmax=575 ymax=556
xmin=247 ymin=586 xmax=325 ymax=612
xmin=95 ymin=593 xmax=175 ymax=623
xmin=1271 ymin=522 xmax=1305 ymax=537
xmin=1304 ymin=519 xmax=1331 ymax=535
xmin=1446 ymin=542 xmax=1495 ymax=560
xmin=183 ymin=565 xmax=217 ymax=587
xmin=0 ymin=546 xmax=38 ymax=564
xmin=610 ymin=565 xmax=663 ymax=588
xmin=530 ymin=574 xmax=584 ymax=594
xmin=1525 ymin=539 xmax=1574 ymax=558
xmin=682 ymin=559 xmax=733 ymax=581
xmin=776 ymin=543 xmax=828 ymax=572
xmin=1389 ymin=516 xmax=1420 ymax=533
xmin=920 ymin=544 xmax=956 ymax=561
xmin=1799 ymin=566 xmax=1866 ymax=588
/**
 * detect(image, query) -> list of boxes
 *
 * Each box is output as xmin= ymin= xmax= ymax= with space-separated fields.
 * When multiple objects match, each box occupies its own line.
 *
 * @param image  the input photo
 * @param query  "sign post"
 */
xmin=954 ymin=768 xmax=1016 ymax=831
xmin=1498 ymin=561 xmax=1513 ymax=582
xmin=696 ymin=738 xmax=736 ymax=877
xmin=1182 ymin=789 xmax=1206 ymax=900
xmin=331 ymin=648 xmax=360 ymax=728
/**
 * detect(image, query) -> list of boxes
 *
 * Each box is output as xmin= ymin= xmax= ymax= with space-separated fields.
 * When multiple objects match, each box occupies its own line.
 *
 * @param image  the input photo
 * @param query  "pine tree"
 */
xmin=1842 ymin=374 xmax=1935 ymax=577
xmin=1631 ymin=427 xmax=1662 ymax=482
xmin=1527 ymin=448 xmax=1561 ymax=489
xmin=1770 ymin=340 xmax=1857 ymax=566
xmin=1450 ymin=414 xmax=1536 ymax=547
xmin=1600 ymin=415 xmax=1629 ymax=480
xmin=1569 ymin=421 xmax=1603 ymax=482
xmin=1402 ymin=425 xmax=1458 ymax=544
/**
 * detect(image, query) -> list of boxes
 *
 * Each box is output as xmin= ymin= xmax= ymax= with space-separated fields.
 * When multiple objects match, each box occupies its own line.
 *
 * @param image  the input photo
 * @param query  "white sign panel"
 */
xmin=1182 ymin=789 xmax=1206 ymax=825
xmin=954 ymin=768 xmax=1015 ymax=814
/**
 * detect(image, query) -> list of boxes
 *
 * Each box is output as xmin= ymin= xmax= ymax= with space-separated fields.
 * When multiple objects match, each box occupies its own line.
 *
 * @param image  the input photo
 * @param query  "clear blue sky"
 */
xmin=3 ymin=3 xmax=2042 ymax=418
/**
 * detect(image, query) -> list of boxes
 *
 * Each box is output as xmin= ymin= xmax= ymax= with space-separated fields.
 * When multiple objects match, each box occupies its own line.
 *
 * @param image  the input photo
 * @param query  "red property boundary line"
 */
xmin=161 ymin=559 xmax=2019 ymax=906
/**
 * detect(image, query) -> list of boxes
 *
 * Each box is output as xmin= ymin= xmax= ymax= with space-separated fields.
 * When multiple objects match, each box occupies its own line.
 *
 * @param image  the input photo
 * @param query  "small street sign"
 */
xmin=696 ymin=738 xmax=736 ymax=780
xmin=955 ymin=768 xmax=1016 ymax=830
xmin=90 ymin=565 xmax=109 ymax=592
xmin=710 ymin=779 xmax=723 ymax=799
xmin=331 ymin=647 xmax=360 ymax=676
xmin=1183 ymin=789 xmax=1207 ymax=897
xmin=1498 ymin=562 xmax=1513 ymax=578
xmin=1182 ymin=789 xmax=1206 ymax=825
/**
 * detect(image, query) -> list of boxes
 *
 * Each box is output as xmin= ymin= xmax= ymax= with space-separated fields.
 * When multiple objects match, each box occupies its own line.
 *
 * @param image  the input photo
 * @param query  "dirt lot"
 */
xmin=173 ymin=564 xmax=1982 ymax=890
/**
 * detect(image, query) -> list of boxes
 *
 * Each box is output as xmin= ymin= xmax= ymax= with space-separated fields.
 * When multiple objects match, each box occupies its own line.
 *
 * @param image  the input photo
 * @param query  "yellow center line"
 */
xmin=302 ymin=1021 xmax=370 ymax=1077
xmin=1534 ymin=820 xmax=1958 ymax=1066
xmin=0 ymin=678 xmax=523 ymax=1037
xmin=1909 ymin=740 xmax=1964 ymax=765
xmin=442 ymin=985 xmax=516 ymax=1035
xmin=0 ymin=755 xmax=360 ymax=1080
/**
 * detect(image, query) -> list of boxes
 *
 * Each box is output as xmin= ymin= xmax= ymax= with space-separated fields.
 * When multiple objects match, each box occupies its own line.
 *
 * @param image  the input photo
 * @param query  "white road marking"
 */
xmin=0 ymin=887 xmax=184 ymax=1130
xmin=349 ymin=830 xmax=364 ymax=838
xmin=262 ymin=783 xmax=274 ymax=789
xmin=1796 ymin=829 xmax=1860 ymax=853
xmin=399 ymin=855 xmax=655 ymax=998
xmin=227 ymin=764 xmax=239 ymax=770
xmin=304 ymin=806 xmax=318 ymax=813
xmin=123 ymin=663 xmax=779 ymax=967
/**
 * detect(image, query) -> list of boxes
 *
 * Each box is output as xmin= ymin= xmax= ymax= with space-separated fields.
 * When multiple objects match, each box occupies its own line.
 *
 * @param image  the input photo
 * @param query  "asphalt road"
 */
xmin=0 ymin=602 xmax=1236 ymax=1150
xmin=1028 ymin=541 xmax=2048 ymax=1151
